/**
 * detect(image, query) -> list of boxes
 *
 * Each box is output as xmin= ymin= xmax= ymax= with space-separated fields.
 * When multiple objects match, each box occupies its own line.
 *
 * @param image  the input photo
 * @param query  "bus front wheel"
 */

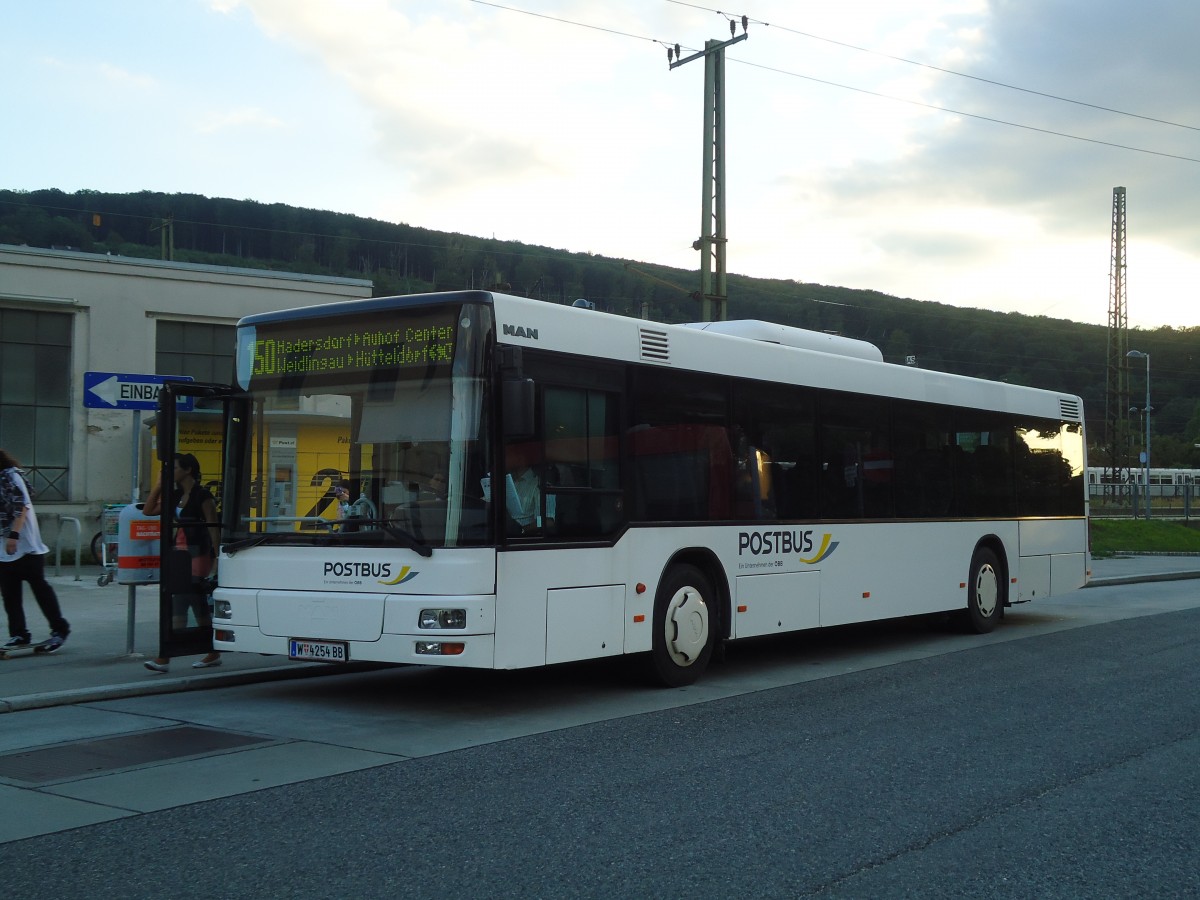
xmin=649 ymin=565 xmax=715 ymax=687
xmin=961 ymin=547 xmax=1004 ymax=634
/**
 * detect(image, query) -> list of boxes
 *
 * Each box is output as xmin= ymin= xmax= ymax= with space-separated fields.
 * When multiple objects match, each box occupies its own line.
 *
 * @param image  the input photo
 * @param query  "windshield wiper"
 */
xmin=332 ymin=520 xmax=434 ymax=557
xmin=222 ymin=534 xmax=276 ymax=555
xmin=224 ymin=521 xmax=433 ymax=558
xmin=224 ymin=515 xmax=333 ymax=554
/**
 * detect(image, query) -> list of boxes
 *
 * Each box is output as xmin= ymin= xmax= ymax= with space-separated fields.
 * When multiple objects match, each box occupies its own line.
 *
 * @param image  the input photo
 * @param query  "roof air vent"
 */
xmin=639 ymin=327 xmax=670 ymax=363
xmin=1059 ymin=397 xmax=1082 ymax=421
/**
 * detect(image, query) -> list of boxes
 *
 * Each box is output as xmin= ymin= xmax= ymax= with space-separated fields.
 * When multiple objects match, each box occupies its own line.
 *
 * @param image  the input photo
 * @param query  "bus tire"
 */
xmin=961 ymin=547 xmax=1003 ymax=634
xmin=649 ymin=564 xmax=715 ymax=687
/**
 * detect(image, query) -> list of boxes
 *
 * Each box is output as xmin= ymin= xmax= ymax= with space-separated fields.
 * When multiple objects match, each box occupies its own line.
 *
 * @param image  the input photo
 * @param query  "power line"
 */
xmin=466 ymin=0 xmax=1200 ymax=163
xmin=666 ymin=0 xmax=1200 ymax=133
xmin=736 ymin=58 xmax=1200 ymax=164
xmin=466 ymin=0 xmax=670 ymax=45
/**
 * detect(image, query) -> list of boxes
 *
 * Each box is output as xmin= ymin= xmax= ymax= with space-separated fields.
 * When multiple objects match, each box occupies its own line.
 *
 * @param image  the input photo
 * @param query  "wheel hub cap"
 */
xmin=976 ymin=564 xmax=999 ymax=618
xmin=665 ymin=587 xmax=709 ymax=666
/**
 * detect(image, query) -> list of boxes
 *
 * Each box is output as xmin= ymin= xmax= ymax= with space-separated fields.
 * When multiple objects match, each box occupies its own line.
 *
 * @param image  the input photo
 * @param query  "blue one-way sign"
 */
xmin=83 ymin=372 xmax=195 ymax=411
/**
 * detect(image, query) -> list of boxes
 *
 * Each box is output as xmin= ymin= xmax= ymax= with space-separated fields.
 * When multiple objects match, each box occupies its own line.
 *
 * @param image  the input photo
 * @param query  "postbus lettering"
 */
xmin=738 ymin=530 xmax=814 ymax=555
xmin=323 ymin=561 xmax=393 ymax=579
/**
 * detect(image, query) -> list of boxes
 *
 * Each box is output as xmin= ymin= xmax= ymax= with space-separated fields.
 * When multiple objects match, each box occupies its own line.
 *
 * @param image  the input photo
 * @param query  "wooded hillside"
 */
xmin=3 ymin=188 xmax=1197 ymax=466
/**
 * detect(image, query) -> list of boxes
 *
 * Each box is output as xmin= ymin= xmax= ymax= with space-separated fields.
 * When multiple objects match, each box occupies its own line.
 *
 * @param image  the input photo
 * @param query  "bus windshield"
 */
xmin=224 ymin=301 xmax=494 ymax=549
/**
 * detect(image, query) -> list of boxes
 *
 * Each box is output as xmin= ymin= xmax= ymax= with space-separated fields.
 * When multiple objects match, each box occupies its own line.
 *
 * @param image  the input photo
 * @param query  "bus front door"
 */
xmin=154 ymin=380 xmax=238 ymax=661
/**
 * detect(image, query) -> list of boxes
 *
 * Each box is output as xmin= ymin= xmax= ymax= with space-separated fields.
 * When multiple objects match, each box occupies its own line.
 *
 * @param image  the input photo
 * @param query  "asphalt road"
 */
xmin=4 ymin=597 xmax=1198 ymax=898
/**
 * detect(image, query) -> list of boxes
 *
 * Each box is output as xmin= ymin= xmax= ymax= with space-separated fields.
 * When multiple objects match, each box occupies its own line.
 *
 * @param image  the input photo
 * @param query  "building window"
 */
xmin=155 ymin=320 xmax=235 ymax=384
xmin=0 ymin=308 xmax=73 ymax=500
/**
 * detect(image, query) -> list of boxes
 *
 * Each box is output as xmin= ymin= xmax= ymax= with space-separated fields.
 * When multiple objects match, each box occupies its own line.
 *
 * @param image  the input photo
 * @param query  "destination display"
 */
xmin=245 ymin=309 xmax=457 ymax=384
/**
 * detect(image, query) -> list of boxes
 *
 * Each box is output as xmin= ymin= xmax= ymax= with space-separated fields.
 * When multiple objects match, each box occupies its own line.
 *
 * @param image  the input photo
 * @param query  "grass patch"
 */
xmin=1090 ymin=518 xmax=1200 ymax=555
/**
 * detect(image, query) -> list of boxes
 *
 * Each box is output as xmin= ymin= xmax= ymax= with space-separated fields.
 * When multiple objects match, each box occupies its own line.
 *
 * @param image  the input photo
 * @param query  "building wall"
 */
xmin=0 ymin=245 xmax=371 ymax=538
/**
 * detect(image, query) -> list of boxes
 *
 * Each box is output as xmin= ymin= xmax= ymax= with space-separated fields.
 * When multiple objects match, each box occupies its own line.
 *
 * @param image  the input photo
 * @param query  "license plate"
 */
xmin=288 ymin=638 xmax=349 ymax=662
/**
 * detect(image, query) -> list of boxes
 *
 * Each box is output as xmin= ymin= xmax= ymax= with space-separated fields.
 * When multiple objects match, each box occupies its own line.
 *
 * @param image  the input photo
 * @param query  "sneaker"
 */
xmin=2 ymin=634 xmax=31 ymax=650
xmin=41 ymin=632 xmax=67 ymax=653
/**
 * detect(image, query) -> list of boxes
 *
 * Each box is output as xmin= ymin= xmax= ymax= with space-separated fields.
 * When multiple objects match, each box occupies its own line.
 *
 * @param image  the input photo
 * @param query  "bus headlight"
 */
xmin=214 ymin=600 xmax=232 ymax=619
xmin=419 ymin=608 xmax=466 ymax=629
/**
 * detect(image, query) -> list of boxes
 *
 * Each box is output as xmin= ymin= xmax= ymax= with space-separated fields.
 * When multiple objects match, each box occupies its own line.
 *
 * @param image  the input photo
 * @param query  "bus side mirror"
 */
xmin=503 ymin=378 xmax=535 ymax=439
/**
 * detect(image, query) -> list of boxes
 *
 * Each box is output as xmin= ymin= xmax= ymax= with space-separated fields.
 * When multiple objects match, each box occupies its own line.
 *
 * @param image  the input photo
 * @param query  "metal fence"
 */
xmin=1089 ymin=482 xmax=1195 ymax=519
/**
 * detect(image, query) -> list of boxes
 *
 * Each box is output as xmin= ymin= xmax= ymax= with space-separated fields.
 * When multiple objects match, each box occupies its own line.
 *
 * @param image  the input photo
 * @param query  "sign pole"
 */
xmin=131 ymin=409 xmax=141 ymax=503
xmin=127 ymin=408 xmax=141 ymax=655
xmin=126 ymin=585 xmax=138 ymax=656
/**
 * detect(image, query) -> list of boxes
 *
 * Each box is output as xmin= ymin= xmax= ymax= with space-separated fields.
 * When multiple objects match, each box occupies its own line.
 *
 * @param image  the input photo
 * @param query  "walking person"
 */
xmin=141 ymin=453 xmax=221 ymax=672
xmin=1 ymin=449 xmax=70 ymax=652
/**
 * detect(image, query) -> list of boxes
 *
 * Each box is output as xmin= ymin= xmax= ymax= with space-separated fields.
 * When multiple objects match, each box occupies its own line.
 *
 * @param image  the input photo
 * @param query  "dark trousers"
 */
xmin=1 ymin=552 xmax=70 ymax=640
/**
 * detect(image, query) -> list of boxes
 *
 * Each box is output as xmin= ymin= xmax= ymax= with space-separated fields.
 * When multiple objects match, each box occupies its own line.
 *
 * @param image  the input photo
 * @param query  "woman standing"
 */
xmin=142 ymin=453 xmax=221 ymax=672
xmin=1 ymin=449 xmax=70 ymax=652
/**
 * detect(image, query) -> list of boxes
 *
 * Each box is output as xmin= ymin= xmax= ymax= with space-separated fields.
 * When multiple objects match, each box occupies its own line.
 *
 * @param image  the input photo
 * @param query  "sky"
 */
xmin=4 ymin=0 xmax=1199 ymax=330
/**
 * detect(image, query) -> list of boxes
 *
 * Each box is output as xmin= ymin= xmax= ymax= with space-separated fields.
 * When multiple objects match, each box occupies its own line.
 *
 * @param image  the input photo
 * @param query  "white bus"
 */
xmin=155 ymin=290 xmax=1089 ymax=685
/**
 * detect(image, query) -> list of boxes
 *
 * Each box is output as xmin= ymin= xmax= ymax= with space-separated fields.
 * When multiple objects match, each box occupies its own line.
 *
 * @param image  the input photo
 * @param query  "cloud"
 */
xmin=222 ymin=2 xmax=553 ymax=193
xmin=739 ymin=0 xmax=1200 ymax=326
xmin=96 ymin=63 xmax=158 ymax=91
xmin=195 ymin=107 xmax=287 ymax=135
xmin=185 ymin=0 xmax=1198 ymax=327
xmin=894 ymin=0 xmax=1200 ymax=239
xmin=226 ymin=1 xmax=700 ymax=199
xmin=39 ymin=56 xmax=158 ymax=92
xmin=372 ymin=106 xmax=557 ymax=194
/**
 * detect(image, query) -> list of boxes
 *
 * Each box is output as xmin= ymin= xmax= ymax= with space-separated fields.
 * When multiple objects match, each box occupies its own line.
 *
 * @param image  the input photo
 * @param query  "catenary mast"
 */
xmin=1103 ymin=186 xmax=1130 ymax=486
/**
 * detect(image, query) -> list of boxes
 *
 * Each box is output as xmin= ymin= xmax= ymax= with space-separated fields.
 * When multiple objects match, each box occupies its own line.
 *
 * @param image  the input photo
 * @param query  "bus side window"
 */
xmin=543 ymin=386 xmax=623 ymax=538
xmin=731 ymin=381 xmax=816 ymax=521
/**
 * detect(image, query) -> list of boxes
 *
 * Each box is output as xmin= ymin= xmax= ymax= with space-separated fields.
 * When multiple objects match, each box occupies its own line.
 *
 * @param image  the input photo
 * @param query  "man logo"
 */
xmin=502 ymin=323 xmax=539 ymax=340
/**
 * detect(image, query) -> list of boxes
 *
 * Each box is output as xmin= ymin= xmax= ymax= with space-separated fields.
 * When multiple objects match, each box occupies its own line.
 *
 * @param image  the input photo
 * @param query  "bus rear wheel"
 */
xmin=961 ymin=547 xmax=1004 ymax=634
xmin=649 ymin=565 xmax=715 ymax=687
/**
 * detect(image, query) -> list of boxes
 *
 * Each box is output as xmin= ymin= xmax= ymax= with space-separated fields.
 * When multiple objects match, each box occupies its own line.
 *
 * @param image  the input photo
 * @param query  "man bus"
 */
xmin=155 ymin=291 xmax=1088 ymax=685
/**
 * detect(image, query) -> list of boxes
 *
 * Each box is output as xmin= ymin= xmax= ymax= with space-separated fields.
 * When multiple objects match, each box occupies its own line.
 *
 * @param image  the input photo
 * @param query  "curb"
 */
xmin=1084 ymin=570 xmax=1200 ymax=589
xmin=0 ymin=661 xmax=388 ymax=714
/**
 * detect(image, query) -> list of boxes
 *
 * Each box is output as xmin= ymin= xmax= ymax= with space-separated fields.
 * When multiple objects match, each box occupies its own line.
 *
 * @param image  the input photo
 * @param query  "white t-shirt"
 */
xmin=0 ymin=468 xmax=49 ymax=562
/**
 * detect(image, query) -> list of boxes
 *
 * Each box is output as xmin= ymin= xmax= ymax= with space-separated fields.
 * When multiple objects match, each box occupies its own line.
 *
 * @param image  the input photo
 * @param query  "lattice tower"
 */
xmin=1103 ymin=186 xmax=1130 ymax=484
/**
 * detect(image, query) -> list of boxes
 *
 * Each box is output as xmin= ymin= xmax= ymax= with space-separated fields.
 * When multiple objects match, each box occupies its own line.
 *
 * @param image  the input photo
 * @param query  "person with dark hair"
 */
xmin=1 ymin=449 xmax=70 ymax=652
xmin=141 ymin=452 xmax=221 ymax=672
xmin=332 ymin=484 xmax=352 ymax=523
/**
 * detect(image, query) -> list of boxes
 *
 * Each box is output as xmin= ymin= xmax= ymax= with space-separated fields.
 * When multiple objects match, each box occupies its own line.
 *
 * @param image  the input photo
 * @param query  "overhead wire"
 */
xmin=666 ymin=0 xmax=1200 ymax=133
xmin=12 ymin=4 xmax=1194 ymax=339
xmin=735 ymin=58 xmax=1200 ymax=164
xmin=467 ymin=0 xmax=1200 ymax=163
